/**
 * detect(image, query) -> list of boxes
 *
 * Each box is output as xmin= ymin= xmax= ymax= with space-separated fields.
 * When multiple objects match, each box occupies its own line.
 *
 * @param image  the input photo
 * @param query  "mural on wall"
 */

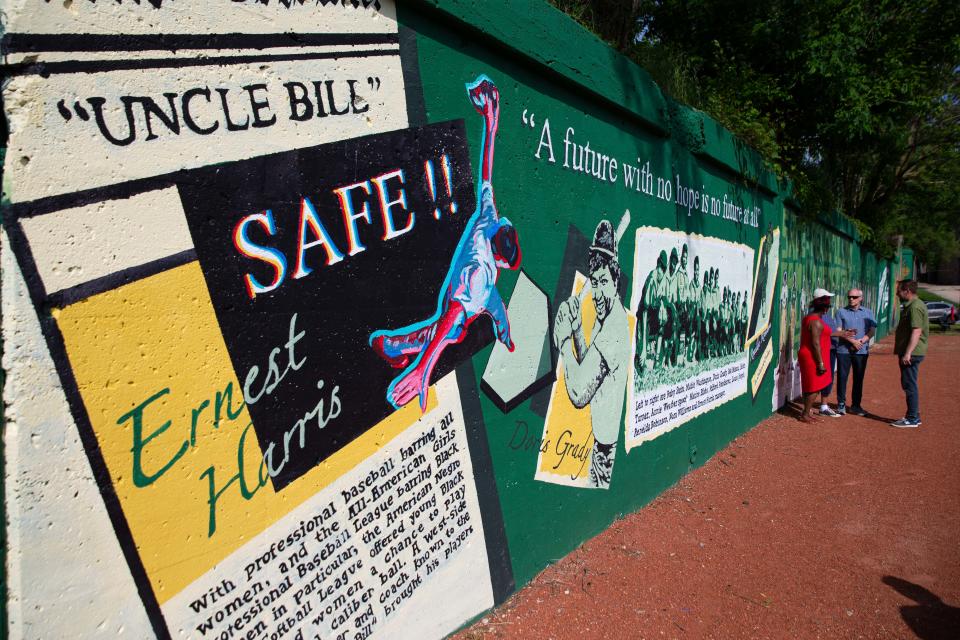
xmin=626 ymin=227 xmax=752 ymax=449
xmin=877 ymin=265 xmax=892 ymax=329
xmin=3 ymin=2 xmax=906 ymax=638
xmin=178 ymin=120 xmax=481 ymax=491
xmin=534 ymin=214 xmax=632 ymax=489
xmin=772 ymin=214 xmax=836 ymax=409
xmin=771 ymin=211 xmax=894 ymax=409
xmin=1 ymin=3 xmax=516 ymax=638
xmin=371 ymin=76 xmax=521 ymax=413
xmin=745 ymin=226 xmax=781 ymax=399
xmin=773 ymin=267 xmax=802 ymax=409
xmin=746 ymin=226 xmax=780 ymax=340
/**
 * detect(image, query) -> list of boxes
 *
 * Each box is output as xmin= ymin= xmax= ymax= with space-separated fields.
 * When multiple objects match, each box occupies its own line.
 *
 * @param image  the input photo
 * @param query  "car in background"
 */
xmin=925 ymin=301 xmax=957 ymax=325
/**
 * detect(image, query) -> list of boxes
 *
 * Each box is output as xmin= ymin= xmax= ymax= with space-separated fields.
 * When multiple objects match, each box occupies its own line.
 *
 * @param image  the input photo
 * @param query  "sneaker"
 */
xmin=849 ymin=406 xmax=867 ymax=416
xmin=820 ymin=407 xmax=842 ymax=418
xmin=890 ymin=418 xmax=921 ymax=428
xmin=836 ymin=403 xmax=847 ymax=415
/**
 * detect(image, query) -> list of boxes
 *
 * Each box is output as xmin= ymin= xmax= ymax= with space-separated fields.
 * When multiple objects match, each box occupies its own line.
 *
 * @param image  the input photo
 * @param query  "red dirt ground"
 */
xmin=454 ymin=333 xmax=960 ymax=639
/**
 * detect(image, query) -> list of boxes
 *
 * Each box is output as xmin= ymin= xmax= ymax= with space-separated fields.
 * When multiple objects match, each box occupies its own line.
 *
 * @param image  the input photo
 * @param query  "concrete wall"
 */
xmin=1 ymin=2 xmax=897 ymax=638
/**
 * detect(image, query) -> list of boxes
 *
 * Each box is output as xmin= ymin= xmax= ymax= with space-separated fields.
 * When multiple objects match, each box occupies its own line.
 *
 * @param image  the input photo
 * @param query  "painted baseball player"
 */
xmin=674 ymin=244 xmax=691 ymax=363
xmin=553 ymin=214 xmax=631 ymax=489
xmin=370 ymin=75 xmax=521 ymax=412
xmin=664 ymin=247 xmax=682 ymax=366
xmin=687 ymin=255 xmax=702 ymax=362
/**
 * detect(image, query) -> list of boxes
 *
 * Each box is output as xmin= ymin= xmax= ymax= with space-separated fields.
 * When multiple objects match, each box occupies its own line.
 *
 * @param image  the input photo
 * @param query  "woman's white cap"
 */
xmin=812 ymin=288 xmax=835 ymax=299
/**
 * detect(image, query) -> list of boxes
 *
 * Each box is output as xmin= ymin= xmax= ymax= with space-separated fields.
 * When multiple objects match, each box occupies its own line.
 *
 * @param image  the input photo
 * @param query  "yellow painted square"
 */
xmin=56 ymin=262 xmax=433 ymax=603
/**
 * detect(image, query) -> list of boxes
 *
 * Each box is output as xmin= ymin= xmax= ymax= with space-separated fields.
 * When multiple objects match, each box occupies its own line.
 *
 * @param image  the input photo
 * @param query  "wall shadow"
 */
xmin=883 ymin=575 xmax=960 ymax=640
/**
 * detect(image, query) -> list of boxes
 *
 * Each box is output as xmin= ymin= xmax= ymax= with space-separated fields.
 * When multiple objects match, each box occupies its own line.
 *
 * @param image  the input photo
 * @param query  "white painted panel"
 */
xmin=625 ymin=227 xmax=753 ymax=450
xmin=482 ymin=272 xmax=551 ymax=403
xmin=3 ymin=53 xmax=407 ymax=203
xmin=2 ymin=229 xmax=155 ymax=639
xmin=162 ymin=373 xmax=495 ymax=640
xmin=20 ymin=187 xmax=193 ymax=294
xmin=4 ymin=0 xmax=397 ymax=36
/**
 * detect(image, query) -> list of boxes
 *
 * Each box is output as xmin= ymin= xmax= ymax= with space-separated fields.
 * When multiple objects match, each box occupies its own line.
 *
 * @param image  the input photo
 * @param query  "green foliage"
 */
xmin=550 ymin=0 xmax=960 ymax=267
xmin=548 ymin=0 xmax=644 ymax=51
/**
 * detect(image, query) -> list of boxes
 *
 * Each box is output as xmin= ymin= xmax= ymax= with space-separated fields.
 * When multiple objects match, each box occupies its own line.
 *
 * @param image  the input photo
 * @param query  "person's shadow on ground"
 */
xmin=859 ymin=411 xmax=900 ymax=426
xmin=777 ymin=403 xmax=900 ymax=425
xmin=883 ymin=575 xmax=960 ymax=639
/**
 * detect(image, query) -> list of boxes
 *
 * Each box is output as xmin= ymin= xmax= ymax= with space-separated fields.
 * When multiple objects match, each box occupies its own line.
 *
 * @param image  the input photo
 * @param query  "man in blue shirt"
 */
xmin=835 ymin=288 xmax=877 ymax=416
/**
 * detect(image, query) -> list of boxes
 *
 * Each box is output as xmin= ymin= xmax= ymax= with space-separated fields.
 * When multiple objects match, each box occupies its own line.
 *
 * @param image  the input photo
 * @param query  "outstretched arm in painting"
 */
xmin=467 ymin=76 xmax=499 ymax=184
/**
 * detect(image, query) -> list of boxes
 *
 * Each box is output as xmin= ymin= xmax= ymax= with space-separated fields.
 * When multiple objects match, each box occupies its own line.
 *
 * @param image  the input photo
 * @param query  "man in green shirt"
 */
xmin=891 ymin=280 xmax=929 ymax=427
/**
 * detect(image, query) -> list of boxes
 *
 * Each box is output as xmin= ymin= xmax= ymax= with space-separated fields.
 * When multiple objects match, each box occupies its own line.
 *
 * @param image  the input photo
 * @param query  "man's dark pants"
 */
xmin=821 ymin=349 xmax=837 ymax=396
xmin=898 ymin=355 xmax=924 ymax=421
xmin=836 ymin=353 xmax=869 ymax=408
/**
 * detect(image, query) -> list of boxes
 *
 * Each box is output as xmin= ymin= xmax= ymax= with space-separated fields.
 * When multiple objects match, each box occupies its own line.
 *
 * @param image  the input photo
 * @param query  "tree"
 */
xmin=550 ymin=0 xmax=644 ymax=51
xmin=552 ymin=0 xmax=960 ymax=265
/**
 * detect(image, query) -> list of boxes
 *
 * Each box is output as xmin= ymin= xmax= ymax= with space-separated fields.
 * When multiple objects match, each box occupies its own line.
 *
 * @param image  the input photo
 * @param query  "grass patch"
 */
xmin=919 ymin=288 xmax=960 ymax=335
xmin=930 ymin=322 xmax=960 ymax=335
xmin=918 ymin=288 xmax=954 ymax=304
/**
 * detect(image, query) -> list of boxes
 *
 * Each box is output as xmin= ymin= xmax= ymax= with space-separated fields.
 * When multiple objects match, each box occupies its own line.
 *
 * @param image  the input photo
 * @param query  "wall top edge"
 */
xmin=694 ymin=110 xmax=778 ymax=195
xmin=408 ymin=0 xmax=787 ymax=190
xmin=405 ymin=0 xmax=669 ymax=133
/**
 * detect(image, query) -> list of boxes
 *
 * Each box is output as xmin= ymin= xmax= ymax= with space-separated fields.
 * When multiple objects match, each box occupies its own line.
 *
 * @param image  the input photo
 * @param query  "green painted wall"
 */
xmin=780 ymin=209 xmax=896 ymax=345
xmin=400 ymin=0 xmax=898 ymax=598
xmin=0 ymin=1 xmax=908 ymax=637
xmin=403 ymin=1 xmax=780 ymax=593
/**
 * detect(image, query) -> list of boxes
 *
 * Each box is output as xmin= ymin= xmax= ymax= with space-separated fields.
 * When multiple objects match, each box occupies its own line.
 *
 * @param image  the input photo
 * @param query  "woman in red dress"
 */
xmin=798 ymin=289 xmax=835 ymax=422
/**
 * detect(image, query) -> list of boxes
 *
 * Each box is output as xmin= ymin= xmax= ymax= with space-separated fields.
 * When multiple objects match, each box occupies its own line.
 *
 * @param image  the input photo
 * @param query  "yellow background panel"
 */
xmin=537 ymin=274 xmax=596 ymax=482
xmin=56 ymin=262 xmax=433 ymax=604
xmin=536 ymin=275 xmax=636 ymax=483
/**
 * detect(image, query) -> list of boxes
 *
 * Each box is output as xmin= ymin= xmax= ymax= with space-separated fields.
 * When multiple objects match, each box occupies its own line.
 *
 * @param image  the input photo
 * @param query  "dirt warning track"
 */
xmin=455 ymin=333 xmax=960 ymax=639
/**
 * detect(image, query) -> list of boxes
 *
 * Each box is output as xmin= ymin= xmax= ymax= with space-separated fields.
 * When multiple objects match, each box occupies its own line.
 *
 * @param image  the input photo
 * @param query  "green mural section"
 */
xmin=400 ymin=0 xmax=901 ymax=601
xmin=772 ymin=207 xmax=896 ymax=410
xmin=0 ymin=2 xmax=911 ymax=637
xmin=402 ymin=2 xmax=784 ymax=591
xmin=780 ymin=209 xmax=896 ymax=351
